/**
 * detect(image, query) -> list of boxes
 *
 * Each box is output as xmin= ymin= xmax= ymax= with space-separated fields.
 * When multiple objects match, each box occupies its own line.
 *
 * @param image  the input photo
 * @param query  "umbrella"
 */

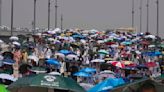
xmin=146 ymin=62 xmax=157 ymax=67
xmin=145 ymin=35 xmax=156 ymax=39
xmin=54 ymin=53 xmax=65 ymax=58
xmin=0 ymin=39 xmax=4 ymax=43
xmin=111 ymin=62 xmax=125 ymax=68
xmin=0 ymin=73 xmax=17 ymax=82
xmin=30 ymin=67 xmax=47 ymax=74
xmin=121 ymin=41 xmax=132 ymax=45
xmin=8 ymin=74 xmax=86 ymax=92
xmin=100 ymin=70 xmax=115 ymax=75
xmin=74 ymin=72 xmax=91 ymax=77
xmin=66 ymin=54 xmax=79 ymax=61
xmin=121 ymin=61 xmax=133 ymax=65
xmin=91 ymin=59 xmax=105 ymax=63
xmin=12 ymin=41 xmax=21 ymax=46
xmin=3 ymin=58 xmax=15 ymax=65
xmin=9 ymin=36 xmax=19 ymax=40
xmin=88 ymin=78 xmax=125 ymax=92
xmin=59 ymin=50 xmax=73 ymax=55
xmin=46 ymin=59 xmax=60 ymax=66
xmin=80 ymin=67 xmax=96 ymax=73
xmin=49 ymin=72 xmax=61 ymax=75
xmin=0 ymin=84 xmax=8 ymax=92
xmin=98 ymin=50 xmax=109 ymax=55
xmin=27 ymin=55 xmax=39 ymax=63
xmin=98 ymin=70 xmax=116 ymax=78
xmin=136 ymin=64 xmax=148 ymax=69
xmin=80 ymin=83 xmax=94 ymax=91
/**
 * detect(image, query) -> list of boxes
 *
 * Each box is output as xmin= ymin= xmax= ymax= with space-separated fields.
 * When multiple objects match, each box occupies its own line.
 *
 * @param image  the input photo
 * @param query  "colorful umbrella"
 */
xmin=46 ymin=59 xmax=60 ymax=66
xmin=111 ymin=62 xmax=125 ymax=68
xmin=88 ymin=78 xmax=125 ymax=92
xmin=0 ymin=73 xmax=17 ymax=82
xmin=80 ymin=67 xmax=96 ymax=73
xmin=91 ymin=59 xmax=105 ymax=63
xmin=98 ymin=50 xmax=109 ymax=55
xmin=59 ymin=50 xmax=72 ymax=55
xmin=74 ymin=72 xmax=91 ymax=77
xmin=0 ymin=84 xmax=8 ymax=92
xmin=54 ymin=53 xmax=65 ymax=58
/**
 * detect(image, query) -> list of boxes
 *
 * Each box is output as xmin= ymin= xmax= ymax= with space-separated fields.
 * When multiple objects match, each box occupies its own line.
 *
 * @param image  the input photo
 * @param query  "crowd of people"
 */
xmin=0 ymin=28 xmax=164 ymax=91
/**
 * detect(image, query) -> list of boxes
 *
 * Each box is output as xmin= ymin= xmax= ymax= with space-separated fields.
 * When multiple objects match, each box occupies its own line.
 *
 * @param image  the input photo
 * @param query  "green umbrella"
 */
xmin=0 ymin=84 xmax=8 ymax=92
xmin=8 ymin=74 xmax=86 ymax=92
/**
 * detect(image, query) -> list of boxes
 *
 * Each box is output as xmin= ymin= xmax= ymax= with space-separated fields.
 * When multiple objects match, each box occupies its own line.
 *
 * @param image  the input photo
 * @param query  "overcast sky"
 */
xmin=1 ymin=0 xmax=164 ymax=37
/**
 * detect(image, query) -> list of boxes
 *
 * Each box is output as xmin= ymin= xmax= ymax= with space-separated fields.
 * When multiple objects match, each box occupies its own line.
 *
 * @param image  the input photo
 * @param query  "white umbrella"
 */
xmin=148 ymin=45 xmax=155 ymax=48
xmin=0 ymin=73 xmax=17 ymax=81
xmin=48 ymin=38 xmax=55 ymax=41
xmin=9 ymin=36 xmax=19 ymax=40
xmin=28 ymin=55 xmax=39 ymax=63
xmin=54 ymin=53 xmax=65 ymax=58
xmin=91 ymin=59 xmax=105 ymax=63
xmin=100 ymin=70 xmax=115 ymax=75
xmin=66 ymin=54 xmax=79 ymax=60
xmin=145 ymin=35 xmax=156 ymax=39
xmin=12 ymin=41 xmax=21 ymax=46
xmin=49 ymin=72 xmax=61 ymax=75
xmin=0 ymin=39 xmax=4 ymax=43
xmin=0 ymin=55 xmax=4 ymax=60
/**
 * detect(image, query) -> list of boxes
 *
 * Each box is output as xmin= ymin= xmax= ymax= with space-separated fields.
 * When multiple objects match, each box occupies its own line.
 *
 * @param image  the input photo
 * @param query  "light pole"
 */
xmin=55 ymin=0 xmax=58 ymax=28
xmin=48 ymin=0 xmax=50 ymax=30
xmin=146 ymin=0 xmax=149 ymax=33
xmin=139 ymin=0 xmax=143 ymax=33
xmin=61 ymin=14 xmax=63 ymax=30
xmin=156 ymin=0 xmax=159 ymax=36
xmin=0 ymin=0 xmax=2 ymax=27
xmin=33 ymin=0 xmax=36 ymax=34
xmin=132 ymin=0 xmax=135 ymax=28
xmin=11 ymin=0 xmax=14 ymax=36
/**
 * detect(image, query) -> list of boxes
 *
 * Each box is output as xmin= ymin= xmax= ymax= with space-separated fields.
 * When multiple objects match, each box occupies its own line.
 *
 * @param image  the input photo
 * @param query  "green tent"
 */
xmin=8 ymin=74 xmax=86 ymax=92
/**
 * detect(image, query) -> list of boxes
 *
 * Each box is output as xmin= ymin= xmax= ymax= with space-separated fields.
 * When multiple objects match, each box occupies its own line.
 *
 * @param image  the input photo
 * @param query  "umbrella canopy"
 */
xmin=98 ymin=50 xmax=109 ymax=55
xmin=111 ymin=62 xmax=125 ymax=68
xmin=74 ymin=72 xmax=91 ymax=77
xmin=46 ymin=59 xmax=60 ymax=66
xmin=91 ymin=59 xmax=105 ymax=63
xmin=80 ymin=67 xmax=96 ymax=73
xmin=0 ymin=73 xmax=17 ymax=82
xmin=121 ymin=61 xmax=133 ymax=65
xmin=0 ymin=39 xmax=4 ymax=43
xmin=9 ymin=36 xmax=19 ymax=41
xmin=54 ymin=53 xmax=65 ymax=58
xmin=49 ymin=72 xmax=61 ymax=75
xmin=88 ymin=78 xmax=125 ymax=92
xmin=66 ymin=54 xmax=79 ymax=61
xmin=146 ymin=62 xmax=157 ymax=67
xmin=80 ymin=83 xmax=94 ymax=91
xmin=59 ymin=50 xmax=73 ymax=55
xmin=12 ymin=41 xmax=21 ymax=46
xmin=8 ymin=74 xmax=86 ymax=92
xmin=3 ymin=58 xmax=15 ymax=65
xmin=0 ymin=84 xmax=8 ymax=92
xmin=27 ymin=55 xmax=39 ymax=63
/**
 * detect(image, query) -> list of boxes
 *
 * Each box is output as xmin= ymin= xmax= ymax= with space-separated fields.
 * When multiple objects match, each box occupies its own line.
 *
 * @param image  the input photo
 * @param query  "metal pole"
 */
xmin=48 ymin=0 xmax=50 ymax=30
xmin=11 ymin=0 xmax=14 ymax=36
xmin=61 ymin=14 xmax=63 ymax=30
xmin=33 ymin=0 xmax=36 ymax=34
xmin=146 ymin=0 xmax=149 ymax=33
xmin=139 ymin=0 xmax=142 ymax=33
xmin=0 ymin=0 xmax=2 ymax=27
xmin=55 ymin=0 xmax=58 ymax=28
xmin=156 ymin=0 xmax=159 ymax=36
xmin=132 ymin=0 xmax=134 ymax=28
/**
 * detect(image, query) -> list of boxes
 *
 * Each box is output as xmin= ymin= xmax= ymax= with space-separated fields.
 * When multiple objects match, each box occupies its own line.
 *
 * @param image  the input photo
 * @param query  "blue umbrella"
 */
xmin=74 ymin=72 xmax=91 ymax=77
xmin=80 ymin=68 xmax=96 ymax=73
xmin=88 ymin=78 xmax=125 ymax=92
xmin=59 ymin=50 xmax=72 ymax=55
xmin=3 ymin=59 xmax=15 ymax=65
xmin=46 ymin=59 xmax=60 ymax=66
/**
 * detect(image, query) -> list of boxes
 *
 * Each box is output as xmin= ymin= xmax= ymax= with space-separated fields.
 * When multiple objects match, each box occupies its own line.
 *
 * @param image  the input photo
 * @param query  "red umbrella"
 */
xmin=111 ymin=62 xmax=125 ymax=68
xmin=105 ymin=42 xmax=115 ymax=45
xmin=146 ymin=62 xmax=157 ymax=67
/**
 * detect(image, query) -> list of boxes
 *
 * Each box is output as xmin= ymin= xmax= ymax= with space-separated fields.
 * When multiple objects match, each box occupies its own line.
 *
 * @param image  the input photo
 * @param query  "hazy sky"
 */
xmin=1 ymin=0 xmax=164 ymax=36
